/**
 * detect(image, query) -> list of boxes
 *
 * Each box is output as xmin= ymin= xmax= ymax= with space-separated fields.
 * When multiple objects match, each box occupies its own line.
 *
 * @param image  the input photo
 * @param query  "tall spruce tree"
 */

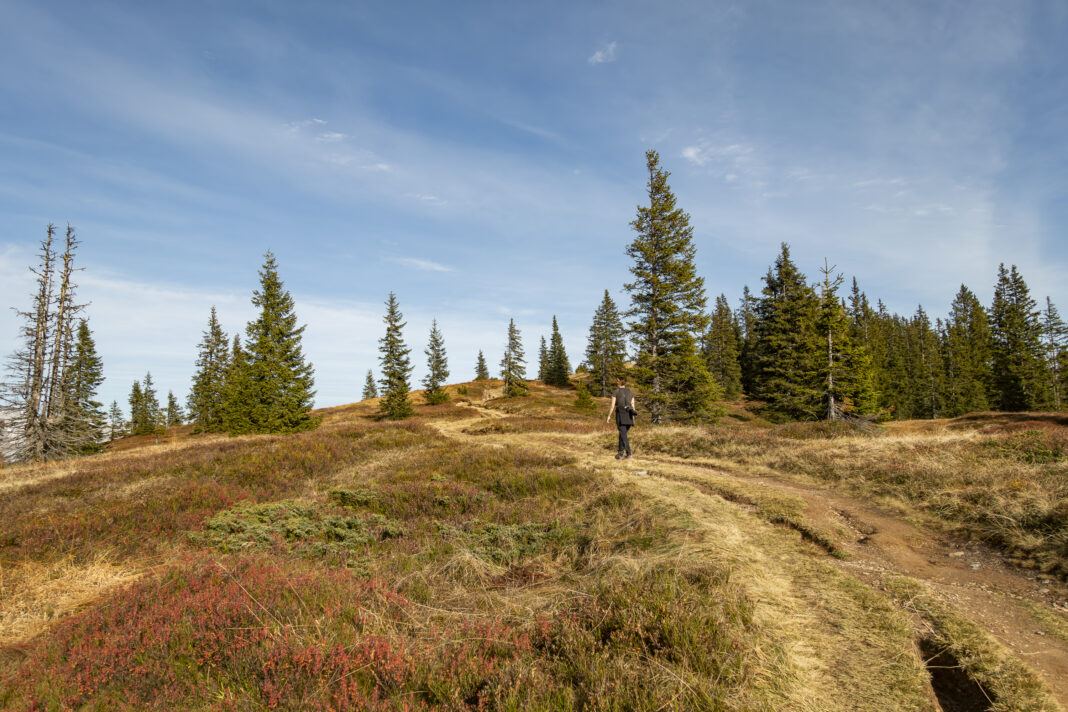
xmin=1042 ymin=298 xmax=1067 ymax=410
xmin=128 ymin=381 xmax=144 ymax=434
xmin=500 ymin=319 xmax=528 ymax=397
xmin=750 ymin=244 xmax=822 ymax=420
xmin=990 ymin=264 xmax=1048 ymax=411
xmin=537 ymin=336 xmax=549 ymax=382
xmin=240 ymin=252 xmax=317 ymax=432
xmin=378 ymin=292 xmax=414 ymax=419
xmin=902 ymin=308 xmax=944 ymax=419
xmin=584 ymin=290 xmax=627 ymax=397
xmin=624 ymin=150 xmax=716 ymax=422
xmin=221 ymin=336 xmax=254 ymax=434
xmin=362 ymin=369 xmax=378 ymax=400
xmin=422 ymin=319 xmax=450 ymax=405
xmin=66 ymin=319 xmax=106 ymax=450
xmin=187 ymin=306 xmax=230 ymax=432
xmin=846 ymin=278 xmax=882 ymax=414
xmin=877 ymin=306 xmax=912 ymax=418
xmin=816 ymin=261 xmax=876 ymax=419
xmin=545 ymin=316 xmax=572 ymax=387
xmin=703 ymin=294 xmax=743 ymax=398
xmin=475 ymin=350 xmax=490 ymax=380
xmin=736 ymin=286 xmax=758 ymax=395
xmin=942 ymin=285 xmax=993 ymax=416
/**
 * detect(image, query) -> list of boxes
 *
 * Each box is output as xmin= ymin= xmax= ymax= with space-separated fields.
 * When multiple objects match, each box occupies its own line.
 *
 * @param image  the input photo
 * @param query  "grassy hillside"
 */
xmin=0 ymin=382 xmax=1064 ymax=711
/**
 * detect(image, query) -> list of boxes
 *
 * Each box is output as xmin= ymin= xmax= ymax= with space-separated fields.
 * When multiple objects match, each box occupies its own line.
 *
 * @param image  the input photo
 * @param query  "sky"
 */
xmin=1 ymin=0 xmax=1066 ymax=411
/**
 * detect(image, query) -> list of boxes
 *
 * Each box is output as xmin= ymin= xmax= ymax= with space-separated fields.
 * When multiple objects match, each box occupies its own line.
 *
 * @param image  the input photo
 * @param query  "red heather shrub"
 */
xmin=6 ymin=555 xmax=531 ymax=711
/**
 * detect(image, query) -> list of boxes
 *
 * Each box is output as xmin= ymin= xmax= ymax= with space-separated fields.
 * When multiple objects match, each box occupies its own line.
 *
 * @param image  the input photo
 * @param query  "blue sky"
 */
xmin=1 ymin=0 xmax=1066 ymax=410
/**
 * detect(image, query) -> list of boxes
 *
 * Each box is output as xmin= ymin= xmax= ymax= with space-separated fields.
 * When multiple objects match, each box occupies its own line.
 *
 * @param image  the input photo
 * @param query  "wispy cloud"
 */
xmin=391 ymin=257 xmax=453 ymax=272
xmin=680 ymin=140 xmax=765 ymax=189
xmin=588 ymin=41 xmax=617 ymax=65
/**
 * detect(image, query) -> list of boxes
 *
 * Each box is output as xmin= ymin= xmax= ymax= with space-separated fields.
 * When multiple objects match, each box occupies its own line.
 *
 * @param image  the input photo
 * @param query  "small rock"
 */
xmin=970 ymin=562 xmax=981 ymax=570
xmin=635 ymin=471 xmax=647 ymax=477
xmin=1039 ymin=588 xmax=1050 ymax=594
xmin=949 ymin=551 xmax=965 ymax=557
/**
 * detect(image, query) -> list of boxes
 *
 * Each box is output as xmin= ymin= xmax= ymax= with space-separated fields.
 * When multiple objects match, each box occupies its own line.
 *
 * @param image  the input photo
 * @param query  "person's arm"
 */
xmin=606 ymin=396 xmax=616 ymax=423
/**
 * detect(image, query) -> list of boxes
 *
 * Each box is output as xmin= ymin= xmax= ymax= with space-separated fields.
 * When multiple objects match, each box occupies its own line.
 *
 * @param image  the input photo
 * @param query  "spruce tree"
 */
xmin=737 ymin=286 xmax=758 ymax=395
xmin=166 ymin=391 xmax=184 ymax=426
xmin=545 ymin=316 xmax=572 ymax=387
xmin=990 ymin=264 xmax=1048 ymax=411
xmin=129 ymin=373 xmax=162 ymax=436
xmin=904 ymin=308 xmax=944 ymax=419
xmin=584 ymin=290 xmax=627 ymax=397
xmin=703 ymin=294 xmax=743 ymax=398
xmin=816 ymin=262 xmax=876 ymax=419
xmin=187 ymin=306 xmax=229 ymax=432
xmin=845 ymin=278 xmax=881 ymax=414
xmin=574 ymin=383 xmax=596 ymax=411
xmin=624 ymin=150 xmax=715 ymax=423
xmin=422 ymin=319 xmax=450 ymax=405
xmin=750 ymin=244 xmax=822 ymax=420
xmin=107 ymin=401 xmax=125 ymax=440
xmin=362 ymin=369 xmax=378 ymax=400
xmin=875 ymin=306 xmax=911 ymax=418
xmin=241 ymin=252 xmax=317 ymax=432
xmin=537 ymin=336 xmax=549 ymax=382
xmin=128 ymin=381 xmax=144 ymax=434
xmin=1042 ymin=298 xmax=1067 ymax=410
xmin=378 ymin=292 xmax=414 ymax=419
xmin=221 ymin=336 xmax=254 ymax=434
xmin=66 ymin=319 xmax=106 ymax=450
xmin=475 ymin=350 xmax=490 ymax=380
xmin=500 ymin=319 xmax=528 ymax=397
xmin=942 ymin=285 xmax=993 ymax=416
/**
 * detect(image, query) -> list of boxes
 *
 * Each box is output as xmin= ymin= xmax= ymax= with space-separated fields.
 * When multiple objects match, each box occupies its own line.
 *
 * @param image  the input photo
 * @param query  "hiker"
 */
xmin=606 ymin=376 xmax=637 ymax=459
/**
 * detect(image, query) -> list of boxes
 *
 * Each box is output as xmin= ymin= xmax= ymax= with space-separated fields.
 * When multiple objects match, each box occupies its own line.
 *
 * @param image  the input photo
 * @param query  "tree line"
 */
xmin=4 ymin=153 xmax=1065 ymax=459
xmin=579 ymin=150 xmax=1067 ymax=423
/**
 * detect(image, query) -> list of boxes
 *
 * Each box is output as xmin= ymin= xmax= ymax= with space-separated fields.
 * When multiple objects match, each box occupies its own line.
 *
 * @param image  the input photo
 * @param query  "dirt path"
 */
xmin=638 ymin=453 xmax=1068 ymax=703
xmin=437 ymin=408 xmax=1068 ymax=708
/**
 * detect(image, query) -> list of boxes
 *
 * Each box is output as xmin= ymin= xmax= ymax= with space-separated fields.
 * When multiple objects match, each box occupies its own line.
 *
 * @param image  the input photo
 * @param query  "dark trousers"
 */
xmin=617 ymin=424 xmax=631 ymax=456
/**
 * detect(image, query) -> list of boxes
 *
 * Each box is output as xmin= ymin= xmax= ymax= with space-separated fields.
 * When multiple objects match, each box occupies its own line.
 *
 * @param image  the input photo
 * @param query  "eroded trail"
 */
xmin=439 ymin=406 xmax=1068 ymax=708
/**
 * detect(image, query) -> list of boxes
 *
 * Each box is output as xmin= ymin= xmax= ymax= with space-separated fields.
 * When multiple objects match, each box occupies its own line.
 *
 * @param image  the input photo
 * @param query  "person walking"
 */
xmin=606 ymin=376 xmax=637 ymax=459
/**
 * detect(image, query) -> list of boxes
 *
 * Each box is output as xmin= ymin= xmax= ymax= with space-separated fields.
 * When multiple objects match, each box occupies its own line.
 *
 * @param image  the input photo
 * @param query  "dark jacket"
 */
xmin=613 ymin=387 xmax=635 ymax=426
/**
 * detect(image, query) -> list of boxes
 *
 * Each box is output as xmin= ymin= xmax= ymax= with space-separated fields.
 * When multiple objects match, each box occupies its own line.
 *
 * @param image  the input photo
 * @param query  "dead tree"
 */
xmin=1 ymin=224 xmax=92 ymax=461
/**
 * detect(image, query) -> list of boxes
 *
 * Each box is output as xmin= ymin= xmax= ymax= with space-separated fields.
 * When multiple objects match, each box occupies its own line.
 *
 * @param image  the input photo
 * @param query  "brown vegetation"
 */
xmin=0 ymin=386 xmax=1063 ymax=711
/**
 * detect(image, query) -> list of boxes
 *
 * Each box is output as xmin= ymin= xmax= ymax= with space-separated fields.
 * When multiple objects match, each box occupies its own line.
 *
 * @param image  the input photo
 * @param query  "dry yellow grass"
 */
xmin=0 ymin=555 xmax=147 ymax=644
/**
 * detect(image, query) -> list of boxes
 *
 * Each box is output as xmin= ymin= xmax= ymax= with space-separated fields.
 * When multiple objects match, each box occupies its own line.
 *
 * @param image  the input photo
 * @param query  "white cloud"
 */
xmin=391 ymin=257 xmax=453 ymax=272
xmin=588 ymin=41 xmax=617 ymax=65
xmin=316 ymin=131 xmax=346 ymax=143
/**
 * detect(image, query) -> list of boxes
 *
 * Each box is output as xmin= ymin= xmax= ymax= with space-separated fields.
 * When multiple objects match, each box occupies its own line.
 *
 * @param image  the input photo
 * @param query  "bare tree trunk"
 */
xmin=25 ymin=226 xmax=56 ymax=461
xmin=46 ymin=226 xmax=80 ymax=420
xmin=826 ymin=326 xmax=837 ymax=420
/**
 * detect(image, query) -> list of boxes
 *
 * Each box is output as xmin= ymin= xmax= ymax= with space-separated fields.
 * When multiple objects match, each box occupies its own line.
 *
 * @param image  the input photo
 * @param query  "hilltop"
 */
xmin=1 ymin=381 xmax=1066 ymax=711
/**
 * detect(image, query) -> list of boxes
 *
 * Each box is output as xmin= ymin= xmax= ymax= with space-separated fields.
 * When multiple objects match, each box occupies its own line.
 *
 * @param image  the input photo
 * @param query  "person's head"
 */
xmin=616 ymin=375 xmax=626 ymax=387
